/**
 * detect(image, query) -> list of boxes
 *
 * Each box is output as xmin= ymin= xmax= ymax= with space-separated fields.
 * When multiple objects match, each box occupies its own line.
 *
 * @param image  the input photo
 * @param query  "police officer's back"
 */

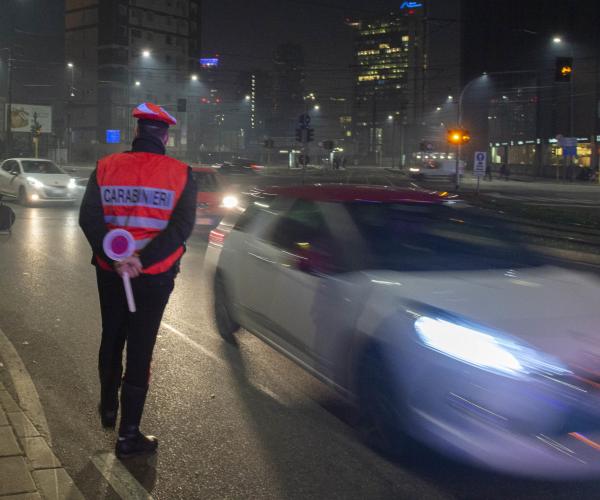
xmin=79 ymin=103 xmax=197 ymax=458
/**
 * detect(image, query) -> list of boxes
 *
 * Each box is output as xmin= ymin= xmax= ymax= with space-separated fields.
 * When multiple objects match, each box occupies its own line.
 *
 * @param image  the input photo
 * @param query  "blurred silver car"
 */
xmin=205 ymin=184 xmax=600 ymax=478
xmin=0 ymin=158 xmax=78 ymax=204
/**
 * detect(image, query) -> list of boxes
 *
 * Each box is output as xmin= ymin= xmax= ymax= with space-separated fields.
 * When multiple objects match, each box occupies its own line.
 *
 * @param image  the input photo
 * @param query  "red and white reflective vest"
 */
xmin=96 ymin=152 xmax=188 ymax=274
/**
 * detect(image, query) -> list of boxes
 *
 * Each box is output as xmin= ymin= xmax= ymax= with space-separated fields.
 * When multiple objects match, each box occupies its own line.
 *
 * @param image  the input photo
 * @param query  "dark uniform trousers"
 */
xmin=96 ymin=267 xmax=174 ymax=420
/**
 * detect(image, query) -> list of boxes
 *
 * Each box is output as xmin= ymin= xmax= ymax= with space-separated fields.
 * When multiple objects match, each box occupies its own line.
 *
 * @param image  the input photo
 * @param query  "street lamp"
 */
xmin=142 ymin=49 xmax=151 ymax=58
xmin=191 ymin=74 xmax=198 ymax=81
xmin=245 ymin=95 xmax=251 ymax=101
xmin=553 ymin=36 xmax=562 ymax=44
xmin=67 ymin=62 xmax=75 ymax=97
xmin=314 ymin=104 xmax=320 ymax=111
xmin=134 ymin=80 xmax=141 ymax=87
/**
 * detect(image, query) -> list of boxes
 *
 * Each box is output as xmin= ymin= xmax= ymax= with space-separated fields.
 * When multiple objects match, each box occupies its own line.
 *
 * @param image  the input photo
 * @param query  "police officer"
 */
xmin=79 ymin=103 xmax=197 ymax=459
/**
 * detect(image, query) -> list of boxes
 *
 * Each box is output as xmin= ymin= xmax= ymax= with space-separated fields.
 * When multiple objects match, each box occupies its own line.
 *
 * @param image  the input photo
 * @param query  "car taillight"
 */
xmin=209 ymin=229 xmax=226 ymax=246
xmin=250 ymin=163 xmax=264 ymax=170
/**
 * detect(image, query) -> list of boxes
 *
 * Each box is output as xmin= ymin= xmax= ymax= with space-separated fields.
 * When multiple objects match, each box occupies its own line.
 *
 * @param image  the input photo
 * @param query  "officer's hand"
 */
xmin=115 ymin=256 xmax=143 ymax=279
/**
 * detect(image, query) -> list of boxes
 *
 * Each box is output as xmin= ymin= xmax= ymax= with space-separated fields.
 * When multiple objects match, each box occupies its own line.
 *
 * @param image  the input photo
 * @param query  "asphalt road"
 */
xmin=0 ymin=182 xmax=599 ymax=499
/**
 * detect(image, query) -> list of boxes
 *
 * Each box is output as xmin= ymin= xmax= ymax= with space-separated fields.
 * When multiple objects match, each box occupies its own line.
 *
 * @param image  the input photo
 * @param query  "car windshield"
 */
xmin=192 ymin=171 xmax=219 ymax=192
xmin=346 ymin=202 xmax=542 ymax=272
xmin=21 ymin=161 xmax=63 ymax=174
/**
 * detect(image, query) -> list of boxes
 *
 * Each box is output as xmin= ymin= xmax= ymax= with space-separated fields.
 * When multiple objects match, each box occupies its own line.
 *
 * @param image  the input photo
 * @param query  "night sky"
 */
xmin=202 ymin=0 xmax=401 ymax=98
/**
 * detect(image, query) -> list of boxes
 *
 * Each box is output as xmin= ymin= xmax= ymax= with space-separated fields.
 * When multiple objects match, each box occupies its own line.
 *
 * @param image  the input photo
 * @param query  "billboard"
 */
xmin=9 ymin=104 xmax=52 ymax=133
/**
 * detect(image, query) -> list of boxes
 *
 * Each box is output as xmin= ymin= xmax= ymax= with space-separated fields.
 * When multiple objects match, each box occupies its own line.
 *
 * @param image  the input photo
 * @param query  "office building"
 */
xmin=0 ymin=0 xmax=64 ymax=159
xmin=350 ymin=1 xmax=461 ymax=164
xmin=65 ymin=0 xmax=201 ymax=161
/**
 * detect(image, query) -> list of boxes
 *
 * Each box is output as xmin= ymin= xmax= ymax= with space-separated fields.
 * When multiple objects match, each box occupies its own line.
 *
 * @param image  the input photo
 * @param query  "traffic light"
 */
xmin=307 ymin=128 xmax=314 ymax=143
xmin=555 ymin=57 xmax=573 ymax=82
xmin=295 ymin=128 xmax=304 ymax=142
xmin=447 ymin=129 xmax=471 ymax=146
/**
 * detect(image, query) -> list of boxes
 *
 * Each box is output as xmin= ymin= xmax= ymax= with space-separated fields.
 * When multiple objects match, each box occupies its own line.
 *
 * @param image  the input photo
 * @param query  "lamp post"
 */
xmin=455 ymin=69 xmax=542 ymax=188
xmin=1 ymin=48 xmax=13 ymax=156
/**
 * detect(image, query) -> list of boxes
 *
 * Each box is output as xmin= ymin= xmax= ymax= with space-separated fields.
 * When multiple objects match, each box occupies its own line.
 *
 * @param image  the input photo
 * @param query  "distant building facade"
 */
xmin=350 ymin=1 xmax=461 ymax=165
xmin=65 ymin=0 xmax=201 ymax=161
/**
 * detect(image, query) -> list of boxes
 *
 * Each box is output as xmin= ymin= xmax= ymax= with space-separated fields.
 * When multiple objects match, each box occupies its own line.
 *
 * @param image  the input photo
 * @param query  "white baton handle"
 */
xmin=122 ymin=272 xmax=136 ymax=313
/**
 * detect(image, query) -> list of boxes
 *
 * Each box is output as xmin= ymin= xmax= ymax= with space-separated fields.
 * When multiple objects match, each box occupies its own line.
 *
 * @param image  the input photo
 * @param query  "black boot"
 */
xmin=115 ymin=383 xmax=158 ymax=459
xmin=99 ymin=367 xmax=122 ymax=429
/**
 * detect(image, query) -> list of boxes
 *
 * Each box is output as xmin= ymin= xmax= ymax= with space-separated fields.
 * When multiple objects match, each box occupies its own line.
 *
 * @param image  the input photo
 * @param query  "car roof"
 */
xmin=257 ymin=184 xmax=448 ymax=204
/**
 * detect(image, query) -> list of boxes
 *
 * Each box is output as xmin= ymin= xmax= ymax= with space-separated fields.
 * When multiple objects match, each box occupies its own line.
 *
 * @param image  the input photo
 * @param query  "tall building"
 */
xmin=1 ymin=0 xmax=64 ymax=159
xmin=235 ymin=70 xmax=272 ymax=143
xmin=65 ymin=0 xmax=201 ymax=161
xmin=350 ymin=7 xmax=426 ymax=162
xmin=270 ymin=43 xmax=305 ymax=137
xmin=350 ymin=1 xmax=461 ymax=164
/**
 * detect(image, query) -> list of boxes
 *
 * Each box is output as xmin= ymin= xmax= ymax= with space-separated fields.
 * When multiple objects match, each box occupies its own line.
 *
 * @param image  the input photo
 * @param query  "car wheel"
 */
xmin=213 ymin=271 xmax=239 ymax=344
xmin=358 ymin=344 xmax=410 ymax=458
xmin=17 ymin=187 xmax=28 ymax=206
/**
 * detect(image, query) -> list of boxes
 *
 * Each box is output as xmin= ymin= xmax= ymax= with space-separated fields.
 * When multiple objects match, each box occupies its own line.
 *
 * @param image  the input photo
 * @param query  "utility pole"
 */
xmin=1 ymin=48 xmax=13 ymax=156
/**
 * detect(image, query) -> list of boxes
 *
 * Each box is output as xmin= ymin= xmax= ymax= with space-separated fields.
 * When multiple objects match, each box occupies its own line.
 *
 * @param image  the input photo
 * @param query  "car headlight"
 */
xmin=68 ymin=178 xmax=76 ymax=189
xmin=26 ymin=177 xmax=44 ymax=188
xmin=409 ymin=168 xmax=421 ymax=173
xmin=222 ymin=195 xmax=239 ymax=209
xmin=414 ymin=316 xmax=571 ymax=378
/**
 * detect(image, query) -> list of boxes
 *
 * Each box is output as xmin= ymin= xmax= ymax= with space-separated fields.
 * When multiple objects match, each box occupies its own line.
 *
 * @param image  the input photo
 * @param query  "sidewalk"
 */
xmin=0 ymin=381 xmax=84 ymax=500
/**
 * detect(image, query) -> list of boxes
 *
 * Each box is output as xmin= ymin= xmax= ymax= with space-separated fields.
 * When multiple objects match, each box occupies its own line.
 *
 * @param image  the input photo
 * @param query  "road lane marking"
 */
xmin=161 ymin=322 xmax=224 ymax=366
xmin=0 ymin=325 xmax=51 ymax=440
xmin=160 ymin=322 xmax=290 ymax=406
xmin=91 ymin=452 xmax=154 ymax=500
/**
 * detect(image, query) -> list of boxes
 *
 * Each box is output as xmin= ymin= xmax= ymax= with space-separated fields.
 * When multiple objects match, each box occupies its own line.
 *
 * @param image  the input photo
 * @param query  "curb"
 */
xmin=0 ymin=384 xmax=85 ymax=499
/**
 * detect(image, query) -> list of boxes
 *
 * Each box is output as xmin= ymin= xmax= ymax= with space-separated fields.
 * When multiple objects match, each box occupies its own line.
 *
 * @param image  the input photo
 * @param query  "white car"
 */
xmin=0 ymin=158 xmax=78 ymax=205
xmin=205 ymin=184 xmax=600 ymax=478
xmin=409 ymin=159 xmax=465 ymax=179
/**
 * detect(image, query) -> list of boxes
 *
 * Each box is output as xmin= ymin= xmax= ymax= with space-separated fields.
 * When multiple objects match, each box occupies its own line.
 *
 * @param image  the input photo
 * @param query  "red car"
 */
xmin=191 ymin=167 xmax=237 ymax=230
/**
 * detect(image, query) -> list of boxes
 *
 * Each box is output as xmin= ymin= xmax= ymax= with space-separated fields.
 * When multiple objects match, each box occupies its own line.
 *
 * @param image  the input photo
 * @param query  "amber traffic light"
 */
xmin=447 ymin=129 xmax=471 ymax=145
xmin=555 ymin=57 xmax=573 ymax=82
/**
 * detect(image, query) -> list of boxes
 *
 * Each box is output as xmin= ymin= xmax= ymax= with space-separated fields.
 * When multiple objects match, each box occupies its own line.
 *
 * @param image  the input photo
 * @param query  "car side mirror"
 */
xmin=10 ymin=171 xmax=19 ymax=176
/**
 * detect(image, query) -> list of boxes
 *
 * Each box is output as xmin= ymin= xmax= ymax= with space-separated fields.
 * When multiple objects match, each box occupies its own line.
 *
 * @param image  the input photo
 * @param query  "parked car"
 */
xmin=191 ymin=166 xmax=239 ymax=230
xmin=0 ymin=158 xmax=78 ymax=205
xmin=205 ymin=183 xmax=600 ymax=478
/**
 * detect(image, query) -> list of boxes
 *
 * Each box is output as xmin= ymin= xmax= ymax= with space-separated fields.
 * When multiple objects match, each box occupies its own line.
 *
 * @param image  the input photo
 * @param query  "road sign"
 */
xmin=298 ymin=113 xmax=311 ymax=127
xmin=473 ymin=151 xmax=487 ymax=177
xmin=557 ymin=136 xmax=577 ymax=157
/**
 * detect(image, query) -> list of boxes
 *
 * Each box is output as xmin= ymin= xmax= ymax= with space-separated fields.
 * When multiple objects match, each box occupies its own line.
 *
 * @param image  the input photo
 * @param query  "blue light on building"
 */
xmin=106 ymin=130 xmax=121 ymax=144
xmin=400 ymin=1 xmax=423 ymax=8
xmin=200 ymin=58 xmax=219 ymax=68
